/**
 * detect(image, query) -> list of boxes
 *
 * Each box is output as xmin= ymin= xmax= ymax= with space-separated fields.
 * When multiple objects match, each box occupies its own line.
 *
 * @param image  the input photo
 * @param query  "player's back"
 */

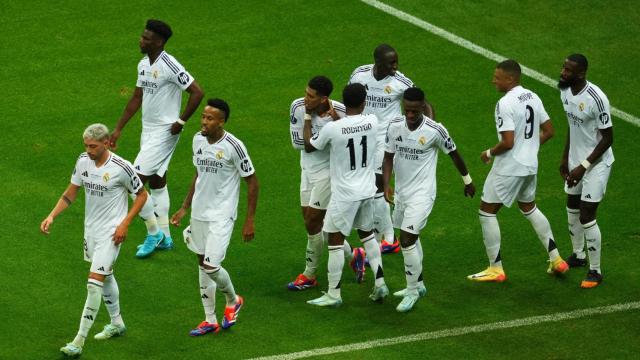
xmin=493 ymin=86 xmax=549 ymax=176
xmin=324 ymin=114 xmax=378 ymax=201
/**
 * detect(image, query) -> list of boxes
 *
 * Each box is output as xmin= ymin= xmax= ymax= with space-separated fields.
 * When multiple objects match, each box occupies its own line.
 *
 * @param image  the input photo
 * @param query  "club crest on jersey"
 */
xmin=579 ymin=102 xmax=585 ymax=111
xmin=102 ymin=173 xmax=110 ymax=182
xmin=215 ymin=150 xmax=224 ymax=160
xmin=152 ymin=70 xmax=159 ymax=79
xmin=418 ymin=136 xmax=426 ymax=145
xmin=384 ymin=85 xmax=392 ymax=94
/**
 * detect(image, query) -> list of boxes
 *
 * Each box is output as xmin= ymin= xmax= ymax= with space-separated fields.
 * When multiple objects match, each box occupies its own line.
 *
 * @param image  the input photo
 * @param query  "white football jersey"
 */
xmin=70 ymin=152 xmax=143 ymax=239
xmin=560 ymin=81 xmax=614 ymax=168
xmin=385 ymin=115 xmax=456 ymax=201
xmin=311 ymin=114 xmax=378 ymax=201
xmin=191 ymin=132 xmax=255 ymax=222
xmin=348 ymin=64 xmax=414 ymax=145
xmin=289 ymin=98 xmax=346 ymax=174
xmin=136 ymin=51 xmax=194 ymax=132
xmin=491 ymin=86 xmax=550 ymax=176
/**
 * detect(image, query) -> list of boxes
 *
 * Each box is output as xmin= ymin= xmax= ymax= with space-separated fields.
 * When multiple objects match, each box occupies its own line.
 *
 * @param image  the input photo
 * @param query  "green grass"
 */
xmin=1 ymin=1 xmax=639 ymax=359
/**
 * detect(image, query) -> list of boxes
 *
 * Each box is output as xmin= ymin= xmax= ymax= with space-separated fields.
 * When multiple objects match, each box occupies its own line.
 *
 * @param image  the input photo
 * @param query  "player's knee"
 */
xmin=202 ymin=263 xmax=219 ymax=274
xmin=399 ymin=232 xmax=417 ymax=248
xmin=579 ymin=213 xmax=596 ymax=224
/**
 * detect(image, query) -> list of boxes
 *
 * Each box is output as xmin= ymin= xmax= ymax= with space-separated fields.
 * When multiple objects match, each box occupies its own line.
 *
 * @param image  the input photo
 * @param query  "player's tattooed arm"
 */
xmin=40 ymin=183 xmax=80 ymax=235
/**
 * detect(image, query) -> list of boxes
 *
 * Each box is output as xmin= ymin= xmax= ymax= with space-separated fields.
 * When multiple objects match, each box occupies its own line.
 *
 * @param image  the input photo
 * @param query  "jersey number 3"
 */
xmin=347 ymin=136 xmax=368 ymax=170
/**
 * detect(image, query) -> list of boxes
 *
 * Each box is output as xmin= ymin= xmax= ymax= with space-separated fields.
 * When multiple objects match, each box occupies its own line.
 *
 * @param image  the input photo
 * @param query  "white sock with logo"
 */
xmin=327 ymin=245 xmax=344 ymax=298
xmin=102 ymin=275 xmax=124 ymax=327
xmin=199 ymin=266 xmax=217 ymax=324
xmin=522 ymin=206 xmax=559 ymax=260
xmin=361 ymin=234 xmax=385 ymax=287
xmin=567 ymin=208 xmax=585 ymax=259
xmin=207 ymin=267 xmax=237 ymax=306
xmin=151 ymin=186 xmax=171 ymax=238
xmin=583 ymin=220 xmax=602 ymax=273
xmin=479 ymin=210 xmax=502 ymax=268
xmin=73 ymin=279 xmax=103 ymax=347
xmin=303 ymin=232 xmax=323 ymax=278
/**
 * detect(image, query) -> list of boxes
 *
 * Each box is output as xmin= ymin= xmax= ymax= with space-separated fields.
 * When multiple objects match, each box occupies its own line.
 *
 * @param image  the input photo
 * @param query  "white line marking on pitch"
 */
xmin=360 ymin=0 xmax=640 ymax=127
xmin=247 ymin=301 xmax=640 ymax=360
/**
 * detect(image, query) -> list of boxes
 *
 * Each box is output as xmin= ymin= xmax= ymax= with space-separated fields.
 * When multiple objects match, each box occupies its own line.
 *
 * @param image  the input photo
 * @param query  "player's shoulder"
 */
xmin=76 ymin=152 xmax=90 ymax=165
xmin=331 ymin=100 xmax=346 ymax=114
xmin=290 ymin=97 xmax=305 ymax=113
xmin=350 ymin=64 xmax=373 ymax=79
xmin=389 ymin=116 xmax=405 ymax=127
xmin=158 ymin=51 xmax=183 ymax=74
xmin=422 ymin=116 xmax=449 ymax=138
xmin=222 ymin=132 xmax=250 ymax=158
xmin=585 ymin=82 xmax=609 ymax=107
xmin=392 ymin=70 xmax=413 ymax=88
xmin=109 ymin=153 xmax=136 ymax=176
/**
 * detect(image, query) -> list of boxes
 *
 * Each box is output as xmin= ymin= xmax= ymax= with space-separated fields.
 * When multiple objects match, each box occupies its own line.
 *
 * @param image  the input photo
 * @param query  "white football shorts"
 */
xmin=84 ymin=236 xmax=120 ymax=275
xmin=134 ymin=129 xmax=180 ymax=177
xmin=299 ymin=168 xmax=331 ymax=209
xmin=392 ymin=196 xmax=435 ymax=235
xmin=186 ymin=218 xmax=235 ymax=267
xmin=482 ymin=170 xmax=536 ymax=207
xmin=564 ymin=161 xmax=612 ymax=202
xmin=323 ymin=197 xmax=374 ymax=236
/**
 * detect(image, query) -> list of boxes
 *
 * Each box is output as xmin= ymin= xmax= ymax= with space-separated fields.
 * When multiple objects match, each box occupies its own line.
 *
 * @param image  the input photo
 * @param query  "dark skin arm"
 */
xmin=170 ymin=171 xmax=198 ymax=226
xmin=449 ymin=150 xmax=475 ymax=197
xmin=540 ymin=120 xmax=554 ymax=145
xmin=241 ymin=174 xmax=259 ymax=242
xmin=382 ymin=151 xmax=394 ymax=204
xmin=481 ymin=130 xmax=514 ymax=164
xmin=559 ymin=127 xmax=571 ymax=180
xmin=110 ymin=87 xmax=143 ymax=150
xmin=170 ymin=80 xmax=204 ymax=135
xmin=302 ymin=116 xmax=317 ymax=153
xmin=566 ymin=127 xmax=613 ymax=187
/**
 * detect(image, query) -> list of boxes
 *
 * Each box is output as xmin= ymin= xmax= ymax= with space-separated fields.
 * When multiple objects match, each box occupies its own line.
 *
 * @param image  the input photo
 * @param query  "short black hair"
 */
xmin=308 ymin=76 xmax=333 ymax=97
xmin=146 ymin=19 xmax=172 ymax=43
xmin=342 ymin=83 xmax=367 ymax=108
xmin=207 ymin=98 xmax=230 ymax=122
xmin=496 ymin=59 xmax=521 ymax=77
xmin=373 ymin=44 xmax=396 ymax=61
xmin=403 ymin=87 xmax=425 ymax=102
xmin=567 ymin=53 xmax=588 ymax=72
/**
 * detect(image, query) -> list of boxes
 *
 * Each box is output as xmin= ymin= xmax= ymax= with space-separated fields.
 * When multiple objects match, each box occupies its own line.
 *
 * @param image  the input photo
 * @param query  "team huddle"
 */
xmin=39 ymin=19 xmax=614 ymax=357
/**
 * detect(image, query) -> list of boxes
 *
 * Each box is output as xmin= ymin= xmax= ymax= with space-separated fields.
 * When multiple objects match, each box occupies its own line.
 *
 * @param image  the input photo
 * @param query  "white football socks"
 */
xmin=130 ymin=193 xmax=159 ymax=235
xmin=207 ymin=267 xmax=237 ymax=306
xmin=102 ymin=275 xmax=124 ymax=327
xmin=479 ymin=210 xmax=502 ymax=268
xmin=327 ymin=245 xmax=345 ymax=298
xmin=199 ymin=266 xmax=217 ymax=324
xmin=303 ymin=232 xmax=324 ymax=278
xmin=74 ymin=279 xmax=103 ymax=347
xmin=522 ymin=206 xmax=559 ymax=260
xmin=151 ymin=186 xmax=171 ymax=238
xmin=401 ymin=244 xmax=422 ymax=294
xmin=583 ymin=220 xmax=602 ymax=273
xmin=567 ymin=208 xmax=585 ymax=259
xmin=361 ymin=233 xmax=384 ymax=287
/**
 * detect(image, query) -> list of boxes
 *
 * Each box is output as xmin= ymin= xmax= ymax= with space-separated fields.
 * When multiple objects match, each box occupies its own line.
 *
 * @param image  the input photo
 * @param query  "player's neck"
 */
xmin=147 ymin=48 xmax=164 ymax=64
xmin=570 ymin=80 xmax=587 ymax=96
xmin=372 ymin=65 xmax=388 ymax=81
xmin=345 ymin=109 xmax=361 ymax=116
xmin=207 ymin=129 xmax=225 ymax=144
xmin=94 ymin=151 xmax=110 ymax=168
xmin=316 ymin=102 xmax=330 ymax=117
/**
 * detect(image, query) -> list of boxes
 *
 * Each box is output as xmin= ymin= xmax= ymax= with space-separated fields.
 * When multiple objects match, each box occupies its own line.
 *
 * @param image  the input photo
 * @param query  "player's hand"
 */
xmin=384 ymin=186 xmax=395 ymax=205
xmin=170 ymin=122 xmax=184 ymax=135
xmin=566 ymin=165 xmax=586 ymax=188
xmin=109 ymin=130 xmax=121 ymax=151
xmin=170 ymin=208 xmax=187 ymax=227
xmin=480 ymin=150 xmax=491 ymax=164
xmin=464 ymin=183 xmax=476 ymax=198
xmin=113 ymin=223 xmax=128 ymax=245
xmin=40 ymin=216 xmax=54 ymax=234
xmin=241 ymin=219 xmax=255 ymax=242
xmin=559 ymin=161 xmax=569 ymax=180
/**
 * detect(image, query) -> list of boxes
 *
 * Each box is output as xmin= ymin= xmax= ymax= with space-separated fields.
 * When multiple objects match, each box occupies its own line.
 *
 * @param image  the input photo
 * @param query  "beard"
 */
xmin=557 ymin=77 xmax=573 ymax=89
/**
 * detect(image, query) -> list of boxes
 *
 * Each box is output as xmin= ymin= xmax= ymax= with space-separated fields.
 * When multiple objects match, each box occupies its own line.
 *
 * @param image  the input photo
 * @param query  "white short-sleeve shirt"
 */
xmin=191 ymin=132 xmax=255 ymax=222
xmin=70 ymin=152 xmax=143 ymax=239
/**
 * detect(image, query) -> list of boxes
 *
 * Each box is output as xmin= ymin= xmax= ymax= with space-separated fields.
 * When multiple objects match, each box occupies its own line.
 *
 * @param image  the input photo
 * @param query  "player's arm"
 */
xmin=290 ymin=105 xmax=305 ymax=150
xmin=40 ymin=183 xmax=80 ymax=235
xmin=481 ymin=130 xmax=514 ymax=164
xmin=170 ymin=170 xmax=198 ymax=227
xmin=382 ymin=151 xmax=395 ymax=204
xmin=448 ymin=150 xmax=475 ymax=197
xmin=302 ymin=115 xmax=317 ymax=153
xmin=111 ymin=87 xmax=143 ymax=150
xmin=559 ymin=127 xmax=571 ymax=181
xmin=112 ymin=187 xmax=148 ymax=245
xmin=540 ymin=119 xmax=554 ymax=145
xmin=171 ymin=80 xmax=205 ymax=135
xmin=241 ymin=174 xmax=259 ymax=242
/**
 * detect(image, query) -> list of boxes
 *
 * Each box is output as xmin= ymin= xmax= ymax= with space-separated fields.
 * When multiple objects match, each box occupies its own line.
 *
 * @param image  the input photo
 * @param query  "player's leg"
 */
xmin=149 ymin=174 xmax=173 ymax=250
xmin=94 ymin=274 xmax=126 ymax=340
xmin=565 ymin=180 xmax=586 ymax=267
xmin=468 ymin=201 xmax=506 ymax=282
xmin=580 ymin=200 xmax=602 ymax=288
xmin=519 ymin=201 xmax=568 ymax=274
xmin=355 ymin=198 xmax=388 ymax=302
xmin=375 ymin=173 xmax=399 ymax=254
xmin=202 ymin=219 xmax=242 ymax=329
xmin=392 ymin=200 xmax=428 ymax=300
xmin=133 ymin=173 xmax=164 ymax=258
